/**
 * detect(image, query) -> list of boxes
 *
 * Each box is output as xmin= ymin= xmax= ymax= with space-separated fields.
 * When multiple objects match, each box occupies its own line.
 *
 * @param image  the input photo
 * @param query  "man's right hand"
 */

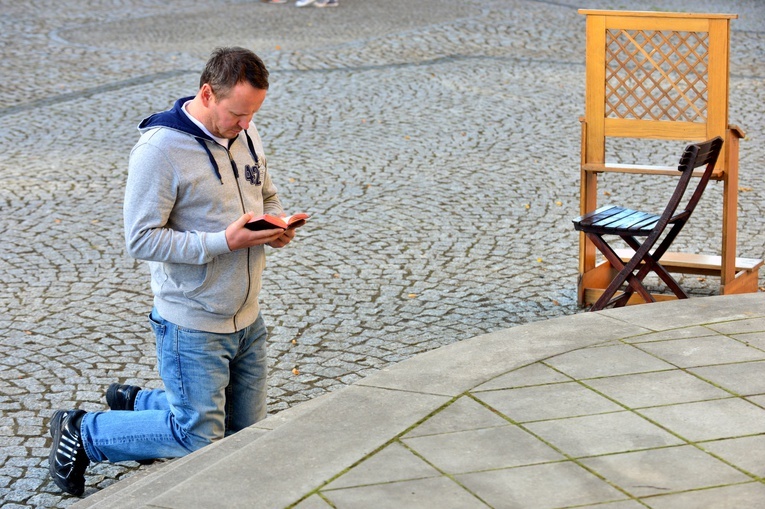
xmin=225 ymin=212 xmax=285 ymax=251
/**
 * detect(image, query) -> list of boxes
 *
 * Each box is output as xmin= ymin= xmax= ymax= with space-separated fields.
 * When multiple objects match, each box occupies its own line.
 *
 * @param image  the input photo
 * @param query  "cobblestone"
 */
xmin=1 ymin=0 xmax=763 ymax=507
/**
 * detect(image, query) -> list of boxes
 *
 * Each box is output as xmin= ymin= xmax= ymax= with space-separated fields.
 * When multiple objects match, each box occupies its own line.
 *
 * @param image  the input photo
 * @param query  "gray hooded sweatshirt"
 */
xmin=124 ymin=96 xmax=283 ymax=333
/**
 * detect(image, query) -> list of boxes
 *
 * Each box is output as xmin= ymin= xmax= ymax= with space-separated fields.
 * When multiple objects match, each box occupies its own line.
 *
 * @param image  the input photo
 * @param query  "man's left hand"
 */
xmin=267 ymin=228 xmax=296 ymax=248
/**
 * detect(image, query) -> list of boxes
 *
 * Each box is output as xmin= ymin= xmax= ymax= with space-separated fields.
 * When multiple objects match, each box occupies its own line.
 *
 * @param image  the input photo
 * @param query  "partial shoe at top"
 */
xmin=106 ymin=383 xmax=141 ymax=411
xmin=49 ymin=410 xmax=89 ymax=496
xmin=295 ymin=0 xmax=315 ymax=6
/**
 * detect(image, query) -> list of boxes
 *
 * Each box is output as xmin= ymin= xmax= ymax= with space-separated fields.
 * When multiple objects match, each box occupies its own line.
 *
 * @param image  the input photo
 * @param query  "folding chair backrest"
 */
xmin=641 ymin=137 xmax=722 ymax=245
xmin=675 ymin=136 xmax=724 ymax=218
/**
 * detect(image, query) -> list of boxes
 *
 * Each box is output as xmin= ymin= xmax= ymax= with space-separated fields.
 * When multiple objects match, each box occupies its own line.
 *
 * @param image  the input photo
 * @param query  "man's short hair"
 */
xmin=200 ymin=47 xmax=269 ymax=98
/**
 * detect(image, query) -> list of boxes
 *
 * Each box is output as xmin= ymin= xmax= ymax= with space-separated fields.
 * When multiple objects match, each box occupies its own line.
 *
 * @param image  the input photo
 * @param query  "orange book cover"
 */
xmin=245 ymin=213 xmax=309 ymax=231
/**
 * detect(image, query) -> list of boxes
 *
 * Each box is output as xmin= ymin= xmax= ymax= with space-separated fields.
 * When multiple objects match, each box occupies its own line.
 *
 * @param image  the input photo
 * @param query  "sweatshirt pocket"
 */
xmin=162 ymin=258 xmax=244 ymax=315
xmin=181 ymin=259 xmax=217 ymax=299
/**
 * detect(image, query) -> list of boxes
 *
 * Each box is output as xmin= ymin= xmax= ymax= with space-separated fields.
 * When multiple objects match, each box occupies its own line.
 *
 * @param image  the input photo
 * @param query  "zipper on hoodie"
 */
xmin=225 ymin=145 xmax=253 ymax=332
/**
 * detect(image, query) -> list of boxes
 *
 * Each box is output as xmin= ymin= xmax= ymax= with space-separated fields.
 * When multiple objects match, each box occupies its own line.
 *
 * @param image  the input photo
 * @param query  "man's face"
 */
xmin=207 ymin=82 xmax=267 ymax=139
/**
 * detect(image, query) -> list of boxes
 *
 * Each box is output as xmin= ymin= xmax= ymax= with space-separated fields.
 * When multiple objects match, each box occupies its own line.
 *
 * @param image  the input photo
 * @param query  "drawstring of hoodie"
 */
xmin=195 ymin=137 xmax=222 ymax=183
xmin=196 ymin=130 xmax=260 ymax=185
xmin=243 ymin=130 xmax=260 ymax=167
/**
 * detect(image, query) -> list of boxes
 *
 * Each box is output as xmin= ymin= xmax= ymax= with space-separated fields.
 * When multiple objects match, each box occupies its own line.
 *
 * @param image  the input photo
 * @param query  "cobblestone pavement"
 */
xmin=0 ymin=0 xmax=763 ymax=507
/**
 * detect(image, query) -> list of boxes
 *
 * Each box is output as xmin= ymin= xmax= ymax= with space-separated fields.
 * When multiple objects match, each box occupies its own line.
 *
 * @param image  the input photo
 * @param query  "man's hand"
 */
xmin=225 ymin=212 xmax=285 ymax=251
xmin=266 ymin=227 xmax=296 ymax=249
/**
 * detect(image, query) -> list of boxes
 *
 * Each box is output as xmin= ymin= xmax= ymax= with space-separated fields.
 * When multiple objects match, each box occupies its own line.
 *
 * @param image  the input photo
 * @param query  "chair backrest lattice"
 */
xmin=605 ymin=29 xmax=709 ymax=123
xmin=580 ymin=10 xmax=737 ymax=175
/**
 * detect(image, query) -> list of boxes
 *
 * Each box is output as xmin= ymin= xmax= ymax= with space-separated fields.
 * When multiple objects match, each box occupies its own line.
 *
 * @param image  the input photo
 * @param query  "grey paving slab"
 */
xmin=700 ymin=435 xmax=765 ymax=477
xmin=621 ymin=325 xmax=723 ymax=343
xmin=473 ymin=382 xmax=624 ymax=422
xmin=579 ymin=445 xmax=752 ymax=498
xmin=578 ymin=501 xmax=645 ymax=509
xmin=322 ymin=476 xmax=487 ymax=509
xmin=645 ymin=483 xmax=765 ymax=509
xmin=401 ymin=424 xmax=564 ymax=474
xmin=454 ymin=461 xmax=628 ymax=508
xmin=636 ymin=334 xmax=765 ymax=367
xmin=731 ymin=331 xmax=765 ymax=349
xmin=638 ymin=398 xmax=765 ymax=442
xmin=292 ymin=495 xmax=333 ymax=509
xmin=399 ymin=395 xmax=508 ymax=438
xmin=688 ymin=360 xmax=765 ymax=395
xmin=544 ymin=343 xmax=677 ymax=379
xmin=706 ymin=317 xmax=765 ymax=335
xmin=599 ymin=293 xmax=765 ymax=330
xmin=583 ymin=370 xmax=732 ymax=408
xmin=524 ymin=411 xmax=684 ymax=457
xmin=323 ymin=442 xmax=440 ymax=490
xmin=471 ymin=362 xmax=573 ymax=391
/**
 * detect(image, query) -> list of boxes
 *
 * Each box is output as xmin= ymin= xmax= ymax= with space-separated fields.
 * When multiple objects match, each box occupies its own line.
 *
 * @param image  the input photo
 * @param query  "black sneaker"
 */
xmin=49 ymin=410 xmax=89 ymax=496
xmin=106 ymin=383 xmax=141 ymax=411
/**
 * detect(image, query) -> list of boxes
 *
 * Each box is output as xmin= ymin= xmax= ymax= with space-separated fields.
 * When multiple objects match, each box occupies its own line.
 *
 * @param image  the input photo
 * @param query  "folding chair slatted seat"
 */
xmin=572 ymin=137 xmax=724 ymax=311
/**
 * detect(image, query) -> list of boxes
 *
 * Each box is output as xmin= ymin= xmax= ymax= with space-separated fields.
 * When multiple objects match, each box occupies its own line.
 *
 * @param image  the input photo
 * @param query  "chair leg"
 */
xmin=623 ymin=234 xmax=690 ymax=300
xmin=609 ymin=291 xmax=634 ymax=308
xmin=586 ymin=234 xmax=627 ymax=310
xmin=615 ymin=239 xmax=659 ymax=305
xmin=642 ymin=224 xmax=691 ymax=299
xmin=586 ymin=233 xmax=655 ymax=310
xmin=637 ymin=256 xmax=689 ymax=299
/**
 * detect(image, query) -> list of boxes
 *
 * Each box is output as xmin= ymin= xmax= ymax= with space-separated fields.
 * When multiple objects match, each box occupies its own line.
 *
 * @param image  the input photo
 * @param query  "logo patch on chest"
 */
xmin=244 ymin=164 xmax=262 ymax=186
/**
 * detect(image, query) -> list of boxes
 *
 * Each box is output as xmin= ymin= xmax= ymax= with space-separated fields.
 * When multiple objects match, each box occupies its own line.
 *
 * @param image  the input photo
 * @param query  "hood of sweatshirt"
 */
xmin=139 ymin=96 xmax=209 ymax=139
xmin=138 ymin=96 xmax=260 ymax=184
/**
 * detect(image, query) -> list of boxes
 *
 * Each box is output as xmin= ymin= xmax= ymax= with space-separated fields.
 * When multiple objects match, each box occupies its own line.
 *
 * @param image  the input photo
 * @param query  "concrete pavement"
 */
xmin=73 ymin=293 xmax=765 ymax=508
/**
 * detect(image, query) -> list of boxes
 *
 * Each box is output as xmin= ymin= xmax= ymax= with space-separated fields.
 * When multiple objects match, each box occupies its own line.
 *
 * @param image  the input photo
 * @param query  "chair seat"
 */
xmin=573 ymin=205 xmax=659 ymax=236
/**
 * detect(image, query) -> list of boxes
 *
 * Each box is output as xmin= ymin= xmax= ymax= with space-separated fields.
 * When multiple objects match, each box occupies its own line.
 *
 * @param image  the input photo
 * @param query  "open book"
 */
xmin=245 ymin=213 xmax=310 ymax=231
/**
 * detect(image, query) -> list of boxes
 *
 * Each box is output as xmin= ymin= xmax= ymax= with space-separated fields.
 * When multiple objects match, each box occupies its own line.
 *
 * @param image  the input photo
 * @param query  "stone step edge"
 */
xmin=71 ymin=391 xmax=336 ymax=508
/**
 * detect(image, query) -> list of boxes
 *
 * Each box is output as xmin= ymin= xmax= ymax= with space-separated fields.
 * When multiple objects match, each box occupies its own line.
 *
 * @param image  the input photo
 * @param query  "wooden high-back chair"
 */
xmin=577 ymin=9 xmax=762 ymax=307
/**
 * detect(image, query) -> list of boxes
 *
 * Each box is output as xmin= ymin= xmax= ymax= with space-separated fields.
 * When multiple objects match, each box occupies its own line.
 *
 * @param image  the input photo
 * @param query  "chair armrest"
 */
xmin=582 ymin=163 xmax=715 ymax=178
xmin=729 ymin=124 xmax=746 ymax=139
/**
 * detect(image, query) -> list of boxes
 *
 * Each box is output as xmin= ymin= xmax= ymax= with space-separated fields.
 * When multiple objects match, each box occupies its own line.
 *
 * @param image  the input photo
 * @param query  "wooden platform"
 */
xmin=580 ymin=251 xmax=763 ymax=307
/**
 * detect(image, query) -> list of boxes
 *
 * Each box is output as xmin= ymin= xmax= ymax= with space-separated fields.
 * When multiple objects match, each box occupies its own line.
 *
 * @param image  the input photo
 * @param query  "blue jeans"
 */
xmin=80 ymin=310 xmax=268 ymax=463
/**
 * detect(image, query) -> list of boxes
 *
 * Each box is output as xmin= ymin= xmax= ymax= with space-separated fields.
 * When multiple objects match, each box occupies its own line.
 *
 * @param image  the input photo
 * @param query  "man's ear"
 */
xmin=199 ymin=84 xmax=215 ymax=106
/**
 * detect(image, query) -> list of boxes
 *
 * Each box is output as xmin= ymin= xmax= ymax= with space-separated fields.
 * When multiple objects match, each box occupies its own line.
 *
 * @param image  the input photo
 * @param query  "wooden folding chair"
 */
xmin=577 ymin=10 xmax=762 ymax=307
xmin=573 ymin=137 xmax=723 ymax=311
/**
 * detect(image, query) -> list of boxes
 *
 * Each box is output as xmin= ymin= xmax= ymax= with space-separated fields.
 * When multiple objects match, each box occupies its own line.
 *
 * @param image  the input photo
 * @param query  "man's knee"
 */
xmin=173 ymin=414 xmax=224 ymax=453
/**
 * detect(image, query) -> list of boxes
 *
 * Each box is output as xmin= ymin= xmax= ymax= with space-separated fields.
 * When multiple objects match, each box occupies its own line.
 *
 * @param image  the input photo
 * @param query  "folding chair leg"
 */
xmin=623 ymin=235 xmax=690 ymax=300
xmin=616 ymin=271 xmax=656 ymax=306
xmin=586 ymin=234 xmax=627 ymax=310
xmin=635 ymin=257 xmax=689 ymax=299
xmin=610 ymin=291 xmax=634 ymax=308
xmin=586 ymin=233 xmax=654 ymax=310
